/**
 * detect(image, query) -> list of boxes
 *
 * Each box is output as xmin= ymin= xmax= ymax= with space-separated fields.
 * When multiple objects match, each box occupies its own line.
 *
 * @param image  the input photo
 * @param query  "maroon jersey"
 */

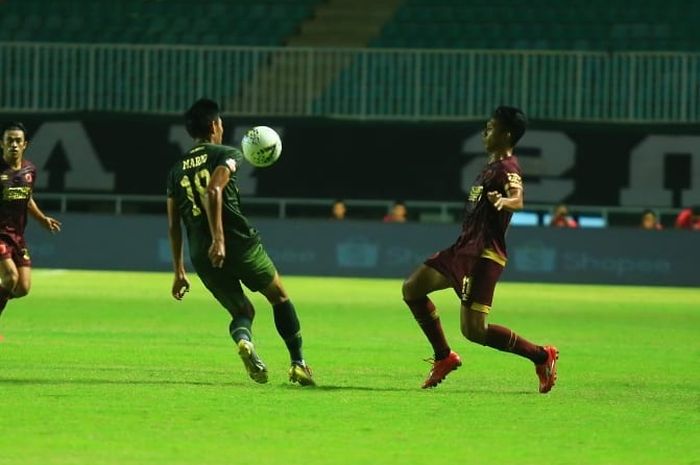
xmin=456 ymin=155 xmax=523 ymax=261
xmin=0 ymin=159 xmax=36 ymax=239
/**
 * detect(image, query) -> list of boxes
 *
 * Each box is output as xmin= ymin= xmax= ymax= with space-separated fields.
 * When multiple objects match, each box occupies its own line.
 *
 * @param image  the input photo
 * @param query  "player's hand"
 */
xmin=172 ymin=275 xmax=190 ymax=300
xmin=487 ymin=191 xmax=504 ymax=211
xmin=43 ymin=216 xmax=62 ymax=233
xmin=208 ymin=238 xmax=225 ymax=268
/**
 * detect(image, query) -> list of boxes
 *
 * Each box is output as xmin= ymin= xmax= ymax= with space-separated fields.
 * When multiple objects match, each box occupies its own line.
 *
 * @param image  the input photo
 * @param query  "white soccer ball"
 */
xmin=241 ymin=126 xmax=282 ymax=167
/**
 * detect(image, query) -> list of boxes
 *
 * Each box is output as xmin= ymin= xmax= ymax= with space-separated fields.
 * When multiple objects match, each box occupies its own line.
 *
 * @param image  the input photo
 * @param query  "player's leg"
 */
xmin=228 ymin=294 xmax=255 ymax=344
xmin=195 ymin=264 xmax=268 ymax=383
xmin=402 ymin=264 xmax=453 ymax=358
xmin=242 ymin=243 xmax=314 ymax=386
xmin=258 ymin=272 xmax=314 ymax=386
xmin=403 ymin=263 xmax=462 ymax=388
xmin=13 ymin=266 xmax=31 ymax=298
xmin=460 ymin=258 xmax=558 ymax=393
xmin=0 ymin=257 xmax=19 ymax=315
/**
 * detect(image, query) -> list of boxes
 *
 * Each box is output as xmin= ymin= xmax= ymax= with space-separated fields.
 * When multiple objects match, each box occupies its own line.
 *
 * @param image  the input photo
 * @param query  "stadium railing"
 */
xmin=1 ymin=42 xmax=699 ymax=122
xmin=33 ymin=192 xmax=682 ymax=228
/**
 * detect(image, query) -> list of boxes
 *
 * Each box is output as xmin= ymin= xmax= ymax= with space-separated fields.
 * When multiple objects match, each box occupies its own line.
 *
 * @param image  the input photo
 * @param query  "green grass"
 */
xmin=1 ymin=270 xmax=699 ymax=465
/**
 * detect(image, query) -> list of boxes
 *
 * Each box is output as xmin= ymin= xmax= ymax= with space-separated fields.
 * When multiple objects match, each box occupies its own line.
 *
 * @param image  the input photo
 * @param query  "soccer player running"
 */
xmin=402 ymin=107 xmax=558 ymax=392
xmin=0 ymin=122 xmax=61 ymax=316
xmin=166 ymin=99 xmax=314 ymax=386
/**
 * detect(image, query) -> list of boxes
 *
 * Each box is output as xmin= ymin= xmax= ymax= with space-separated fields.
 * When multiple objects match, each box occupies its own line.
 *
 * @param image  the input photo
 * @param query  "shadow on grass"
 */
xmin=1 ymin=378 xmax=538 ymax=395
xmin=0 ymin=377 xmax=236 ymax=387
xmin=311 ymin=384 xmax=415 ymax=393
xmin=285 ymin=384 xmax=536 ymax=395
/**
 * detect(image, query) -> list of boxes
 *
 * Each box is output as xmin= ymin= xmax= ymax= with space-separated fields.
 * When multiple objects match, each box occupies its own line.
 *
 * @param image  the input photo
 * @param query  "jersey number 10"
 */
xmin=179 ymin=168 xmax=211 ymax=217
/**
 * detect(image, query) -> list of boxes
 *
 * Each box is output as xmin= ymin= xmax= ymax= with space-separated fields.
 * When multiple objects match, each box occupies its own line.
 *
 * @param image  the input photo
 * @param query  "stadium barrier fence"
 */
xmin=25 ymin=213 xmax=699 ymax=287
xmin=1 ymin=42 xmax=698 ymax=122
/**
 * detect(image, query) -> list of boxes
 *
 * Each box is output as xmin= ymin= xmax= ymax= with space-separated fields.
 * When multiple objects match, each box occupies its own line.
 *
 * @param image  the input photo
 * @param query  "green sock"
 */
xmin=229 ymin=316 xmax=252 ymax=343
xmin=273 ymin=300 xmax=303 ymax=363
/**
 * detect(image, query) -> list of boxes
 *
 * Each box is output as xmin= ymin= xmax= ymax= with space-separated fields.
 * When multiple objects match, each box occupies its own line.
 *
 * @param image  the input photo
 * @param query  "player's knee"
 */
xmin=12 ymin=285 xmax=29 ymax=298
xmin=401 ymin=278 xmax=419 ymax=301
xmin=0 ymin=270 xmax=19 ymax=293
xmin=262 ymin=284 xmax=287 ymax=306
xmin=461 ymin=314 xmax=487 ymax=344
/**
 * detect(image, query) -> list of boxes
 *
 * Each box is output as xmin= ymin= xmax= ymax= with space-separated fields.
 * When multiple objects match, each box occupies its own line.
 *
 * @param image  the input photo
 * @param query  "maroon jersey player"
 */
xmin=402 ymin=107 xmax=558 ymax=393
xmin=0 ymin=122 xmax=61 ymax=316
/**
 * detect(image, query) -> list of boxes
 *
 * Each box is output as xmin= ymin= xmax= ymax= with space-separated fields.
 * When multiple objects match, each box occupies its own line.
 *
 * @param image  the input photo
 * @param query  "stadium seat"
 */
xmin=0 ymin=0 xmax=321 ymax=46
xmin=374 ymin=0 xmax=695 ymax=52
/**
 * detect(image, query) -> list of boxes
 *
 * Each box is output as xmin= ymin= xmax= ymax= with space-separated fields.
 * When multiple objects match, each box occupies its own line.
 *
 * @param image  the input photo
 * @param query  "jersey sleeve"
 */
xmin=501 ymin=159 xmax=523 ymax=194
xmin=212 ymin=145 xmax=243 ymax=173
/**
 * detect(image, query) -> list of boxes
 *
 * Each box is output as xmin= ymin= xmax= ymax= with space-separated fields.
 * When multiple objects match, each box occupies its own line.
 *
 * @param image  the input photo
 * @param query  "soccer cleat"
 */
xmin=535 ymin=345 xmax=559 ymax=394
xmin=237 ymin=339 xmax=268 ymax=384
xmin=421 ymin=350 xmax=462 ymax=389
xmin=289 ymin=362 xmax=316 ymax=386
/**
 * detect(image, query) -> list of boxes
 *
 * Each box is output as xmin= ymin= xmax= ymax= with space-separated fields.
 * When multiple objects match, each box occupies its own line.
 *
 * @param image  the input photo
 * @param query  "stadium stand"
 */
xmin=373 ymin=0 xmax=699 ymax=51
xmin=0 ymin=0 xmax=320 ymax=46
xmin=2 ymin=0 xmax=695 ymax=52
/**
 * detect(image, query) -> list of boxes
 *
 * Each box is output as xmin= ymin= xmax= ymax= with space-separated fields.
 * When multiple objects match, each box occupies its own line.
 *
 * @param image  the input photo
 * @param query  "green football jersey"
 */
xmin=167 ymin=143 xmax=259 ymax=260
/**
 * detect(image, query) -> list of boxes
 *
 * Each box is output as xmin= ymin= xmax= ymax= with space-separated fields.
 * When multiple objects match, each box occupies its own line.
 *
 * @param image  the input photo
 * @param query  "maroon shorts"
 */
xmin=0 ymin=234 xmax=31 ymax=267
xmin=425 ymin=246 xmax=504 ymax=313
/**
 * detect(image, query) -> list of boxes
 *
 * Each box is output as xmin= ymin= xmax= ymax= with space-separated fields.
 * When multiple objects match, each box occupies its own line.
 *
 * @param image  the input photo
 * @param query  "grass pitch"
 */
xmin=1 ymin=270 xmax=698 ymax=465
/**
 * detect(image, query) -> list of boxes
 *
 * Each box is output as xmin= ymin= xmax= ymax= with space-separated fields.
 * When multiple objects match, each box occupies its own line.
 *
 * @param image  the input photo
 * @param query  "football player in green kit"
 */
xmin=166 ymin=99 xmax=314 ymax=386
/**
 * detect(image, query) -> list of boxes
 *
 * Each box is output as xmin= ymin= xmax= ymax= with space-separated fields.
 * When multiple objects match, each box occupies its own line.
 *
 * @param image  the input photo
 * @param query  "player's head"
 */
xmin=390 ymin=201 xmax=407 ymax=221
xmin=331 ymin=199 xmax=347 ymax=220
xmin=641 ymin=209 xmax=658 ymax=230
xmin=1 ymin=121 xmax=29 ymax=164
xmin=554 ymin=203 xmax=569 ymax=218
xmin=483 ymin=106 xmax=527 ymax=153
xmin=185 ymin=98 xmax=223 ymax=144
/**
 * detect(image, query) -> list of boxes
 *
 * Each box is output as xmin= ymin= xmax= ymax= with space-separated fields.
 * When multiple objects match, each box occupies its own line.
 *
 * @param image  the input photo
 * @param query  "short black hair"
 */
xmin=492 ymin=106 xmax=527 ymax=146
xmin=2 ymin=121 xmax=28 ymax=139
xmin=185 ymin=99 xmax=220 ymax=139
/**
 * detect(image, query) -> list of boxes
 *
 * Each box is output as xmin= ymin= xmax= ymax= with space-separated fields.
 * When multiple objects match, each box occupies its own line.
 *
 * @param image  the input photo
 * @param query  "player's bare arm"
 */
xmin=167 ymin=197 xmax=190 ymax=300
xmin=27 ymin=197 xmax=61 ymax=233
xmin=487 ymin=186 xmax=523 ymax=212
xmin=205 ymin=165 xmax=232 ymax=269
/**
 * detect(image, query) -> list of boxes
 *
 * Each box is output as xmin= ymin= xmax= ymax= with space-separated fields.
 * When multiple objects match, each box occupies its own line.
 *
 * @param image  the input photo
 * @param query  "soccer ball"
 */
xmin=241 ymin=126 xmax=282 ymax=168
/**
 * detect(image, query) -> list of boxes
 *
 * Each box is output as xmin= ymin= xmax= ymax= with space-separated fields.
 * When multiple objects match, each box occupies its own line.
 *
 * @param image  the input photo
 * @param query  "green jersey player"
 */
xmin=166 ymin=98 xmax=314 ymax=386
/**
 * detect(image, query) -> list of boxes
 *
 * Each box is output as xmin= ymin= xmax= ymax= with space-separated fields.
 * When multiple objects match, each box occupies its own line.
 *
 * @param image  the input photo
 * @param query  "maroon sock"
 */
xmin=485 ymin=324 xmax=547 ymax=364
xmin=405 ymin=297 xmax=451 ymax=360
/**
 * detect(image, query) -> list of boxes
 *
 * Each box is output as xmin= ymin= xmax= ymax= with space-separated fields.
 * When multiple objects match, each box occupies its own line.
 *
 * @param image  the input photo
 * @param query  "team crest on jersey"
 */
xmin=506 ymin=172 xmax=522 ymax=189
xmin=25 ymin=173 xmax=33 ymax=183
xmin=225 ymin=158 xmax=237 ymax=171
xmin=468 ymin=185 xmax=484 ymax=202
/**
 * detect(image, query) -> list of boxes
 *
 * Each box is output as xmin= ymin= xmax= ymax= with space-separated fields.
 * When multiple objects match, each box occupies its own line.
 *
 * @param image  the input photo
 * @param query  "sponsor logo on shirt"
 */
xmin=3 ymin=186 xmax=32 ymax=200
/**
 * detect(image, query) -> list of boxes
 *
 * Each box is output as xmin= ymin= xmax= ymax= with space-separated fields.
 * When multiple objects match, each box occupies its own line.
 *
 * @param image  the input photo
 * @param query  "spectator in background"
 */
xmin=640 ymin=209 xmax=662 ymax=230
xmin=331 ymin=199 xmax=346 ymax=220
xmin=383 ymin=201 xmax=408 ymax=223
xmin=674 ymin=206 xmax=700 ymax=230
xmin=549 ymin=204 xmax=578 ymax=228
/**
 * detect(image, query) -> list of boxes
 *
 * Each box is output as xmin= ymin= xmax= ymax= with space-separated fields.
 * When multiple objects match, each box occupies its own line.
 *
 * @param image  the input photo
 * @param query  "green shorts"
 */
xmin=192 ymin=242 xmax=277 ymax=314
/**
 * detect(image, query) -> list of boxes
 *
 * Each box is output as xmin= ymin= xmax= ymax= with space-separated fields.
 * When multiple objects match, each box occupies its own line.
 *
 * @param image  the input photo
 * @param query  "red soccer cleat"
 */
xmin=421 ymin=351 xmax=462 ymax=389
xmin=535 ymin=345 xmax=559 ymax=394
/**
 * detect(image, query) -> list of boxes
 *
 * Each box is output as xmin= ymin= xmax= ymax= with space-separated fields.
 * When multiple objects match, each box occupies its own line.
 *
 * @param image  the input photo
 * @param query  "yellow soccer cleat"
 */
xmin=237 ymin=339 xmax=268 ymax=384
xmin=289 ymin=362 xmax=316 ymax=386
